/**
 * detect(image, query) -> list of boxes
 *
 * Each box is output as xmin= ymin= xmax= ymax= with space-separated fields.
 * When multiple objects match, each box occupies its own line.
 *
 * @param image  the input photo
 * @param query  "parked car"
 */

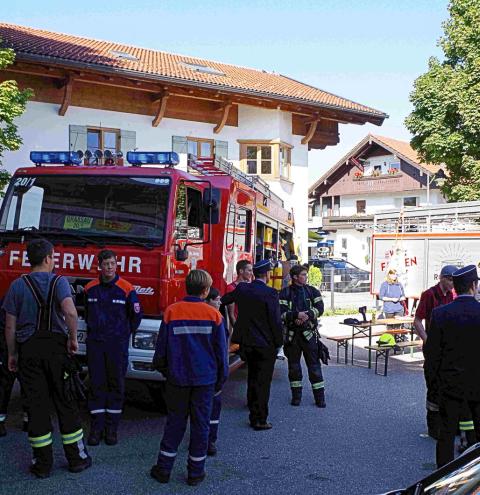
xmin=308 ymin=257 xmax=370 ymax=293
xmin=380 ymin=443 xmax=480 ymax=494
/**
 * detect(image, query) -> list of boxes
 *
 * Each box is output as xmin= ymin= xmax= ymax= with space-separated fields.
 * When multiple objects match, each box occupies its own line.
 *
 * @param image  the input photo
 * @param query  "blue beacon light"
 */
xmin=126 ymin=151 xmax=180 ymax=166
xmin=30 ymin=151 xmax=82 ymax=166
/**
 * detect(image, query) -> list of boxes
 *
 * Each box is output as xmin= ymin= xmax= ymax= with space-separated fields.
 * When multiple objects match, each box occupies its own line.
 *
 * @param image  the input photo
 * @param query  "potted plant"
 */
xmin=354 ymin=171 xmax=363 ymax=179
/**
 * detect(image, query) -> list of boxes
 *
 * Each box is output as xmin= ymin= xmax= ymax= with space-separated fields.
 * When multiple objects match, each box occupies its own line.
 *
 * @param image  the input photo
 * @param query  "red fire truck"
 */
xmin=0 ymin=150 xmax=294 ymax=403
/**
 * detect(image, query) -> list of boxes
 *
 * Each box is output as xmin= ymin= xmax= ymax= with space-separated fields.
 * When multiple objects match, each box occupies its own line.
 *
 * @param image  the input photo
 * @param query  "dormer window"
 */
xmin=109 ymin=50 xmax=139 ymax=61
xmin=179 ymin=62 xmax=226 ymax=77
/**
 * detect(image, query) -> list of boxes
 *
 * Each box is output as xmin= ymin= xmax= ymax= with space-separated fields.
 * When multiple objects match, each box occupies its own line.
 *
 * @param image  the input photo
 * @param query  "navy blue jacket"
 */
xmin=221 ymin=279 xmax=283 ymax=349
xmin=425 ymin=295 xmax=480 ymax=401
xmin=84 ymin=274 xmax=142 ymax=342
xmin=152 ymin=296 xmax=228 ymax=387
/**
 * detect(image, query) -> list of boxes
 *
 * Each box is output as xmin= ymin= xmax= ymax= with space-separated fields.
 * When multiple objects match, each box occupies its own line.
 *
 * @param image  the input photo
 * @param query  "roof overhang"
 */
xmin=13 ymin=51 xmax=387 ymax=127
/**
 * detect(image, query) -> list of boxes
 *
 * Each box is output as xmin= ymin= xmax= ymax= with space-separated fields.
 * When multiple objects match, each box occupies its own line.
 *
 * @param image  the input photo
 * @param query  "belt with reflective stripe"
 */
xmin=29 ymin=432 xmax=53 ymax=448
xmin=312 ymin=381 xmax=325 ymax=390
xmin=62 ymin=429 xmax=84 ymax=445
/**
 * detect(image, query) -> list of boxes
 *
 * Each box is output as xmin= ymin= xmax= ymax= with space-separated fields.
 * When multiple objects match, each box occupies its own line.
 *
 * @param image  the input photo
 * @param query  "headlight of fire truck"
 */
xmin=133 ymin=330 xmax=158 ymax=350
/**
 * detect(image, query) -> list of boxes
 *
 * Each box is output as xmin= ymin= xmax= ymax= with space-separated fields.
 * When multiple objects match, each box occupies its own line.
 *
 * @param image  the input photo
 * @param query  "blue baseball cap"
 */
xmin=452 ymin=265 xmax=479 ymax=284
xmin=440 ymin=265 xmax=458 ymax=277
xmin=253 ymin=259 xmax=273 ymax=275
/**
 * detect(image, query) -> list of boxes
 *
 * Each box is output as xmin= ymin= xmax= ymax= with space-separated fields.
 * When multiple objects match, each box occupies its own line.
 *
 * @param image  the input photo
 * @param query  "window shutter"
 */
xmin=215 ymin=140 xmax=228 ymax=159
xmin=172 ymin=135 xmax=188 ymax=154
xmin=69 ymin=125 xmax=87 ymax=152
xmin=120 ymin=130 xmax=136 ymax=155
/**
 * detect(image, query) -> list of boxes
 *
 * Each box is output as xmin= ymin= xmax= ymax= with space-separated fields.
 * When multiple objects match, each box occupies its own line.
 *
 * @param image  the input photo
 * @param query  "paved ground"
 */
xmin=0 ymin=316 xmax=436 ymax=495
xmin=323 ymin=291 xmax=377 ymax=311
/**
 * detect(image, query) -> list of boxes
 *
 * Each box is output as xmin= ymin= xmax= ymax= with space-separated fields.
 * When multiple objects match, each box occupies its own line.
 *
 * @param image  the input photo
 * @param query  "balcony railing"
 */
xmin=353 ymin=170 xmax=401 ymax=181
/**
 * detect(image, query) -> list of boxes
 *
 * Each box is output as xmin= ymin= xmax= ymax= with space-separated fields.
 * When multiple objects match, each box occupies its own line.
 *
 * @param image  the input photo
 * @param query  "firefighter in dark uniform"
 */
xmin=84 ymin=249 xmax=142 ymax=446
xmin=414 ymin=264 xmax=457 ymax=439
xmin=279 ymin=264 xmax=325 ymax=407
xmin=3 ymin=239 xmax=91 ymax=478
xmin=424 ymin=265 xmax=480 ymax=468
xmin=221 ymin=259 xmax=284 ymax=430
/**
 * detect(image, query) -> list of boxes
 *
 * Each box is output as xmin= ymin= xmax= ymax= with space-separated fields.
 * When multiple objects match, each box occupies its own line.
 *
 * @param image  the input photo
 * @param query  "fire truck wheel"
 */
xmin=147 ymin=382 xmax=167 ymax=414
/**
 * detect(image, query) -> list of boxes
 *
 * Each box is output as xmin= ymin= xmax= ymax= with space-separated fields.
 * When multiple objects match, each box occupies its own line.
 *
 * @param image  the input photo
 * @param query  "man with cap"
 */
xmin=424 ymin=265 xmax=480 ymax=467
xmin=414 ymin=264 xmax=457 ymax=440
xmin=221 ymin=259 xmax=283 ymax=430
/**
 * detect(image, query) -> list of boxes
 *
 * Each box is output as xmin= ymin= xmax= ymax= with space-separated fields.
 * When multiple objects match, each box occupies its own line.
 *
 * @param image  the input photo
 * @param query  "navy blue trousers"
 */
xmin=156 ymin=382 xmax=214 ymax=478
xmin=87 ymin=339 xmax=128 ymax=432
xmin=209 ymin=390 xmax=222 ymax=444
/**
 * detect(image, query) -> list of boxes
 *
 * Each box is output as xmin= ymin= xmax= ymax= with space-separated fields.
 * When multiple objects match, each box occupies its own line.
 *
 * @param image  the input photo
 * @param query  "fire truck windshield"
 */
xmin=0 ymin=175 xmax=170 ymax=245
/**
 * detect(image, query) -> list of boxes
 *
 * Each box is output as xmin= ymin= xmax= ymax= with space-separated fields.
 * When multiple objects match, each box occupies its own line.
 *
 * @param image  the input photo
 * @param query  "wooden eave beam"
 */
xmin=301 ymin=119 xmax=319 ymax=145
xmin=152 ymin=91 xmax=169 ymax=127
xmin=213 ymin=100 xmax=232 ymax=134
xmin=9 ymin=60 xmax=384 ymax=126
xmin=58 ymin=75 xmax=74 ymax=116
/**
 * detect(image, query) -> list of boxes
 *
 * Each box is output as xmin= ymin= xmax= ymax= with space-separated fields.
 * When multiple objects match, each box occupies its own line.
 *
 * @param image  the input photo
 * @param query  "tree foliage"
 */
xmin=405 ymin=0 xmax=480 ymax=201
xmin=0 ymin=42 xmax=33 ymax=193
xmin=308 ymin=265 xmax=322 ymax=289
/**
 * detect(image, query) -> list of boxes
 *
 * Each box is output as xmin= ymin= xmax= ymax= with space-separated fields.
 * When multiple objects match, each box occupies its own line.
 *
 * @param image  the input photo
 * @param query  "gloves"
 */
xmin=63 ymin=357 xmax=87 ymax=402
xmin=317 ymin=340 xmax=331 ymax=366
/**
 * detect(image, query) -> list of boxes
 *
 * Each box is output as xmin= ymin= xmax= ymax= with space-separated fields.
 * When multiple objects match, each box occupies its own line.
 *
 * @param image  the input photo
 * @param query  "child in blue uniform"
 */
xmin=205 ymin=287 xmax=229 ymax=456
xmin=151 ymin=271 xmax=228 ymax=486
xmin=84 ymin=250 xmax=142 ymax=446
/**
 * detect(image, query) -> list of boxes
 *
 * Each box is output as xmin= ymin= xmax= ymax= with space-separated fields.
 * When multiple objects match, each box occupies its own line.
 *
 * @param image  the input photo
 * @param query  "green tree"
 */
xmin=308 ymin=265 xmax=323 ymax=289
xmin=405 ymin=0 xmax=480 ymax=201
xmin=0 ymin=42 xmax=32 ymax=194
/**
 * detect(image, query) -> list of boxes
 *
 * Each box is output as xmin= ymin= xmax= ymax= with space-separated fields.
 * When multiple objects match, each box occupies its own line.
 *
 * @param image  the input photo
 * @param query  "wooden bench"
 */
xmin=327 ymin=329 xmax=410 ymax=364
xmin=365 ymin=341 xmax=423 ymax=376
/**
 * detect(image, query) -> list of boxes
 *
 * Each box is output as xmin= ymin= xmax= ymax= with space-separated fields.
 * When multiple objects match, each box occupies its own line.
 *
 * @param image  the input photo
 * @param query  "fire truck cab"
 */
xmin=0 ymin=150 xmax=294 ymax=402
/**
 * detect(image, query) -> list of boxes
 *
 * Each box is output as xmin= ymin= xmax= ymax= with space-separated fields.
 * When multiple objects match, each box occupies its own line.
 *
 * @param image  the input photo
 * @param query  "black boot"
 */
xmin=105 ymin=427 xmax=118 ymax=446
xmin=87 ymin=429 xmax=102 ymax=446
xmin=151 ymin=465 xmax=170 ymax=484
xmin=0 ymin=422 xmax=6 ymax=437
xmin=313 ymin=388 xmax=326 ymax=408
xmin=207 ymin=441 xmax=217 ymax=456
xmin=290 ymin=387 xmax=302 ymax=406
xmin=63 ymin=433 xmax=92 ymax=473
xmin=30 ymin=444 xmax=53 ymax=479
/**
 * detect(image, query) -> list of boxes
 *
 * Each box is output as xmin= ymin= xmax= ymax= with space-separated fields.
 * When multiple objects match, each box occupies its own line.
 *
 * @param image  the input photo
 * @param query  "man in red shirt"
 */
xmin=414 ymin=264 xmax=457 ymax=440
xmin=225 ymin=260 xmax=253 ymax=332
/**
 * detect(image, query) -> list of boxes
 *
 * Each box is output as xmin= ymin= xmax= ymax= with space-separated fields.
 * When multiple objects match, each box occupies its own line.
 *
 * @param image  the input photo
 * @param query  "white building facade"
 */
xmin=309 ymin=135 xmax=446 ymax=270
xmin=0 ymin=23 xmax=386 ymax=261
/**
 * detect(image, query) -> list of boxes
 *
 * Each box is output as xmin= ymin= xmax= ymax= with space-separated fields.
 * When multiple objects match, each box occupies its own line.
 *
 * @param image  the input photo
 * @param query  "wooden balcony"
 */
xmin=322 ymin=214 xmax=374 ymax=230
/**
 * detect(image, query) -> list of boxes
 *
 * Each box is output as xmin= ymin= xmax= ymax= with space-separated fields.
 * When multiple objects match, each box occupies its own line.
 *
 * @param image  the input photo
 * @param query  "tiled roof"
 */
xmin=0 ymin=23 xmax=386 ymax=120
xmin=371 ymin=135 xmax=441 ymax=175
xmin=309 ymin=134 xmax=443 ymax=194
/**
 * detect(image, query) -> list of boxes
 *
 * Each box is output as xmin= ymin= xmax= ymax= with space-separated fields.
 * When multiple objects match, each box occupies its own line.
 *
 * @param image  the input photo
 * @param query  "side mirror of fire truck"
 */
xmin=203 ymin=187 xmax=221 ymax=225
xmin=175 ymin=246 xmax=189 ymax=262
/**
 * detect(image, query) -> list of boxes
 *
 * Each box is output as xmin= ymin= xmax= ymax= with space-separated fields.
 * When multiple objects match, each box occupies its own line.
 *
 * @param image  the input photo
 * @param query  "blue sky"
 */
xmin=3 ymin=0 xmax=450 ymax=182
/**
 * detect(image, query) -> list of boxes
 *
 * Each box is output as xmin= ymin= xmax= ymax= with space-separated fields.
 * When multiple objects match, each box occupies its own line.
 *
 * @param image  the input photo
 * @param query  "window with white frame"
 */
xmin=403 ymin=197 xmax=419 ymax=207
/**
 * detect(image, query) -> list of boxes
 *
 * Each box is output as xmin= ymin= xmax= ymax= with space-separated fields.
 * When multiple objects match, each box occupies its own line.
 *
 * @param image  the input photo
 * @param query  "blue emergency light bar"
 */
xmin=30 ymin=151 xmax=82 ymax=166
xmin=126 ymin=151 xmax=179 ymax=167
